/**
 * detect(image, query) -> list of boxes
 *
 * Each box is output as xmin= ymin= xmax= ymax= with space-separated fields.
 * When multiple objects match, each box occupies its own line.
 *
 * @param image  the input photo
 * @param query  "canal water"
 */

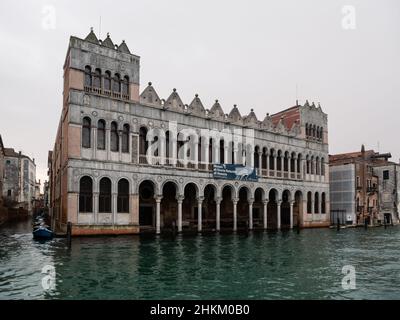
xmin=1 ymin=219 xmax=400 ymax=300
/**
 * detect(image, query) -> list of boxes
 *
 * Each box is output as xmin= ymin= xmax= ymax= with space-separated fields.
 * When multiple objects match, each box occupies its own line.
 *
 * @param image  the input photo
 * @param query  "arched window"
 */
xmin=313 ymin=125 xmax=316 ymax=138
xmin=110 ymin=121 xmax=119 ymax=152
xmin=117 ymin=179 xmax=129 ymax=213
xmin=209 ymin=138 xmax=213 ymax=164
xmin=99 ymin=177 xmax=112 ymax=213
xmin=166 ymin=131 xmax=172 ymax=161
xmin=307 ymin=192 xmax=312 ymax=213
xmin=269 ymin=149 xmax=275 ymax=170
xmin=122 ymin=124 xmax=130 ymax=153
xmin=284 ymin=152 xmax=289 ymax=172
xmin=82 ymin=117 xmax=91 ymax=148
xmin=122 ymin=76 xmax=129 ymax=96
xmin=94 ymin=68 xmax=101 ymax=88
xmin=305 ymin=124 xmax=309 ymax=137
xmin=139 ymin=127 xmax=148 ymax=155
xmin=311 ymin=156 xmax=315 ymax=174
xmin=320 ymin=128 xmax=324 ymax=142
xmin=79 ymin=176 xmax=93 ymax=212
xmin=84 ymin=66 xmax=92 ymax=87
xmin=97 ymin=119 xmax=106 ymax=150
xmin=297 ymin=154 xmax=302 ymax=173
xmin=277 ymin=150 xmax=282 ymax=171
xmin=321 ymin=193 xmax=326 ymax=214
xmin=113 ymin=73 xmax=121 ymax=93
xmin=316 ymin=157 xmax=320 ymax=175
xmin=220 ymin=140 xmax=225 ymax=164
xmin=314 ymin=192 xmax=319 ymax=213
xmin=321 ymin=157 xmax=325 ymax=176
xmin=104 ymin=71 xmax=111 ymax=91
xmin=306 ymin=156 xmax=310 ymax=174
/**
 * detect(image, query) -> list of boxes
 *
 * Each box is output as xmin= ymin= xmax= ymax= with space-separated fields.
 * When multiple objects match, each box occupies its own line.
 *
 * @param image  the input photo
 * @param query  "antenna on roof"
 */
xmin=296 ymin=83 xmax=299 ymax=106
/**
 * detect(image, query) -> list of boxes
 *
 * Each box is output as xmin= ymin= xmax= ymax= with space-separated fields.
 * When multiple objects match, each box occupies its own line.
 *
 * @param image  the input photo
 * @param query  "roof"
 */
xmin=4 ymin=147 xmax=33 ymax=162
xmin=270 ymin=105 xmax=300 ymax=130
xmin=330 ymin=148 xmax=392 ymax=166
xmin=330 ymin=150 xmax=375 ymax=162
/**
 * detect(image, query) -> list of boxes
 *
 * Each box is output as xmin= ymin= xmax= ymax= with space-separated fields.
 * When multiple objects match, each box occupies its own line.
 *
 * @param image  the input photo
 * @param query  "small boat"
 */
xmin=33 ymin=225 xmax=54 ymax=240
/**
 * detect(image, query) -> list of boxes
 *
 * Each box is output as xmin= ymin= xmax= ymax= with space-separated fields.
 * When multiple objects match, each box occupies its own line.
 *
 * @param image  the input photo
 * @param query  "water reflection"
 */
xmin=1 ymin=219 xmax=400 ymax=300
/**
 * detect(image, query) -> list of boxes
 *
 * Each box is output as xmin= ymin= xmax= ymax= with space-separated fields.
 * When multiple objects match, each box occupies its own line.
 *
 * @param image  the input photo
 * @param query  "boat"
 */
xmin=33 ymin=224 xmax=54 ymax=240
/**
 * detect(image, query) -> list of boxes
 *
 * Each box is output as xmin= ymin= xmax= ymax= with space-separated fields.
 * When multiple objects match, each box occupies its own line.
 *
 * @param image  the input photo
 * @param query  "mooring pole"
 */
xmin=364 ymin=218 xmax=368 ymax=230
xmin=337 ymin=217 xmax=340 ymax=231
xmin=67 ymin=221 xmax=72 ymax=249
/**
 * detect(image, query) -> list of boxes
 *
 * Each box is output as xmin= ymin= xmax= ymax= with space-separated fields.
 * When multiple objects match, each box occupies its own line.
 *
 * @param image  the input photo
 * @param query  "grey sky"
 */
xmin=0 ymin=0 xmax=399 ymax=186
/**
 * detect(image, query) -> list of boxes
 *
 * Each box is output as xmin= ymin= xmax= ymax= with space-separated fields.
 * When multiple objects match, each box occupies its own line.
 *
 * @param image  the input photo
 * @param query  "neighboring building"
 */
xmin=43 ymin=180 xmax=50 ymax=208
xmin=330 ymin=145 xmax=396 ymax=225
xmin=373 ymin=163 xmax=400 ymax=224
xmin=49 ymin=29 xmax=330 ymax=235
xmin=0 ymin=135 xmax=6 ymax=224
xmin=3 ymin=148 xmax=37 ymax=213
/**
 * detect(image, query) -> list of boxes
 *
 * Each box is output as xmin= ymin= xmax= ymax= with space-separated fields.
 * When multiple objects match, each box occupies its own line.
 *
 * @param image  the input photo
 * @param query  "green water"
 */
xmin=1 ymin=219 xmax=400 ymax=300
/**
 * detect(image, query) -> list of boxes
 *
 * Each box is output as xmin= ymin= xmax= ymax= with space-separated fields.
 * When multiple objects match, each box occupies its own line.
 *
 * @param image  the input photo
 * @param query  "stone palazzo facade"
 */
xmin=49 ymin=30 xmax=330 ymax=235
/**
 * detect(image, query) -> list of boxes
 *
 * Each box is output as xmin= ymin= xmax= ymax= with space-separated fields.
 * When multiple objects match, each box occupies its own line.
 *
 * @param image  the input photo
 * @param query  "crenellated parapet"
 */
xmin=138 ymin=82 xmax=325 ymax=140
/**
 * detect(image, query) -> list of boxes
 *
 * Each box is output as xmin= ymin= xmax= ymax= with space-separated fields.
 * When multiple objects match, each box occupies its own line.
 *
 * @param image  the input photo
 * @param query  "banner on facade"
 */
xmin=213 ymin=164 xmax=258 ymax=182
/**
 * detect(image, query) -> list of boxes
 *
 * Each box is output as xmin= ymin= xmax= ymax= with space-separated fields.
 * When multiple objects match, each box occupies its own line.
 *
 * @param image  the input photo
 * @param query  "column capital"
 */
xmin=277 ymin=200 xmax=282 ymax=205
xmin=290 ymin=200 xmax=295 ymax=206
xmin=155 ymin=195 xmax=163 ymax=203
xmin=263 ymin=199 xmax=269 ymax=205
xmin=197 ymin=196 xmax=205 ymax=203
xmin=176 ymin=195 xmax=184 ymax=203
xmin=215 ymin=197 xmax=222 ymax=204
xmin=248 ymin=198 xmax=255 ymax=205
xmin=232 ymin=197 xmax=239 ymax=204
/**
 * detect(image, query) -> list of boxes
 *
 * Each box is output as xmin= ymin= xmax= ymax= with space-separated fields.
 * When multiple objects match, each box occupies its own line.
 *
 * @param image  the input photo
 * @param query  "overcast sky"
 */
xmin=0 ymin=0 xmax=399 ymax=187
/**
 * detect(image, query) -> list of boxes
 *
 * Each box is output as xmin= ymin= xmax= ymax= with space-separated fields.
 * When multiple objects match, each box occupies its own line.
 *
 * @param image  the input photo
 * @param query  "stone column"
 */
xmin=288 ymin=155 xmax=292 ymax=175
xmin=263 ymin=200 xmax=268 ymax=230
xmin=248 ymin=199 xmax=254 ymax=230
xmin=112 ymin=192 xmax=117 ymax=225
xmin=258 ymin=152 xmax=262 ymax=176
xmin=118 ymin=132 xmax=122 ymax=162
xmin=311 ymin=200 xmax=315 ymax=222
xmin=224 ymin=146 xmax=229 ymax=164
xmin=204 ymin=139 xmax=210 ymax=169
xmin=290 ymin=201 xmax=295 ymax=229
xmin=93 ymin=192 xmax=99 ymax=224
xmin=131 ymin=193 xmax=139 ymax=225
xmin=319 ymin=196 xmax=322 ymax=220
xmin=216 ymin=197 xmax=221 ymax=231
xmin=197 ymin=197 xmax=204 ymax=232
xmin=233 ymin=198 xmax=238 ymax=231
xmin=92 ymin=126 xmax=97 ymax=159
xmin=106 ymin=128 xmax=110 ymax=161
xmin=155 ymin=196 xmax=162 ymax=234
xmin=266 ymin=150 xmax=270 ymax=175
xmin=277 ymin=200 xmax=282 ymax=230
xmin=273 ymin=155 xmax=277 ymax=175
xmin=177 ymin=197 xmax=183 ymax=232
